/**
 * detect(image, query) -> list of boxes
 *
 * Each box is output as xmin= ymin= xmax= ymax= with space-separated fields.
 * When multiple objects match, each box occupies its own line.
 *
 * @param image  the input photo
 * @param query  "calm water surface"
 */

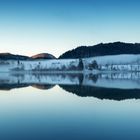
xmin=0 ymin=73 xmax=140 ymax=140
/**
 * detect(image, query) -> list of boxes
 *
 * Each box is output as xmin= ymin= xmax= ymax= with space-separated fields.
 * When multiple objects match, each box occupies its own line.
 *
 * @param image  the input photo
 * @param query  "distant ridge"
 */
xmin=0 ymin=53 xmax=56 ymax=60
xmin=59 ymin=42 xmax=140 ymax=59
xmin=0 ymin=53 xmax=30 ymax=60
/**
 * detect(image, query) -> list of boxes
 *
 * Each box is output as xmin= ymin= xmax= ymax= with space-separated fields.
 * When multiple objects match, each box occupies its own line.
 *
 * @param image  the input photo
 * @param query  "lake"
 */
xmin=0 ymin=72 xmax=140 ymax=140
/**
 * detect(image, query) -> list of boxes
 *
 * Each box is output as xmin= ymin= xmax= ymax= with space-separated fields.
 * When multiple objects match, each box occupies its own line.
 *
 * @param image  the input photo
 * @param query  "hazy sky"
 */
xmin=0 ymin=0 xmax=140 ymax=57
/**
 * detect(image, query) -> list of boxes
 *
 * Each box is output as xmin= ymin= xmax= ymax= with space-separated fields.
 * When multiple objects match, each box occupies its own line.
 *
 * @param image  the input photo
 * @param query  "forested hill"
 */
xmin=59 ymin=42 xmax=140 ymax=59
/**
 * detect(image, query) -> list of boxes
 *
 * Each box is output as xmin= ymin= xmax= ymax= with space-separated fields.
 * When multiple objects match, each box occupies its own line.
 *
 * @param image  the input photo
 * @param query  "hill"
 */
xmin=59 ymin=42 xmax=140 ymax=59
xmin=31 ymin=53 xmax=56 ymax=59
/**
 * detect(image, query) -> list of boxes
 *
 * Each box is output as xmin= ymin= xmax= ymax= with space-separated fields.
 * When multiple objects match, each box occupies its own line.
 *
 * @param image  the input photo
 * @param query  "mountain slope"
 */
xmin=59 ymin=42 xmax=140 ymax=59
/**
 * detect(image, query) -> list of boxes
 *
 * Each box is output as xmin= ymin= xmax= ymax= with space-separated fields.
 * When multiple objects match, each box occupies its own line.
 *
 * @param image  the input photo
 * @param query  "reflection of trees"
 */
xmin=88 ymin=74 xmax=98 ymax=83
xmin=79 ymin=74 xmax=84 ymax=85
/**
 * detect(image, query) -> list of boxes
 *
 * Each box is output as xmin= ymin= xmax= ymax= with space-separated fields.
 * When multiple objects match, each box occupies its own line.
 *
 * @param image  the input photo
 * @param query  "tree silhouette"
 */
xmin=78 ymin=59 xmax=84 ymax=70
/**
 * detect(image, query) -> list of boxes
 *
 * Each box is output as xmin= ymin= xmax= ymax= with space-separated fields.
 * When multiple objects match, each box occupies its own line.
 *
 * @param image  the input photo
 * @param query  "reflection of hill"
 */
xmin=60 ymin=85 xmax=140 ymax=101
xmin=0 ymin=84 xmax=55 ymax=91
xmin=0 ymin=84 xmax=29 ymax=91
xmin=32 ymin=84 xmax=55 ymax=90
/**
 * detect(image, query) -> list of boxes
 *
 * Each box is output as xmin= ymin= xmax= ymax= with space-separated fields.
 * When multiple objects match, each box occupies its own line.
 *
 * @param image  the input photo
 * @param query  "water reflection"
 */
xmin=0 ymin=72 xmax=140 ymax=100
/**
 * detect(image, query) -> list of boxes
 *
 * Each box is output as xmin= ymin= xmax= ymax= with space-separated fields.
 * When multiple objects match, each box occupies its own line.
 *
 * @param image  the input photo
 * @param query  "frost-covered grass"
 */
xmin=1 ymin=54 xmax=140 ymax=72
xmin=84 ymin=54 xmax=140 ymax=65
xmin=0 ymin=59 xmax=80 ymax=72
xmin=83 ymin=54 xmax=140 ymax=72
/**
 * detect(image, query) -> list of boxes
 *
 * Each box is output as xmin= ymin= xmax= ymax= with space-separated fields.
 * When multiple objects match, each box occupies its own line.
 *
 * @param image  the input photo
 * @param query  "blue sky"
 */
xmin=0 ymin=0 xmax=140 ymax=57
